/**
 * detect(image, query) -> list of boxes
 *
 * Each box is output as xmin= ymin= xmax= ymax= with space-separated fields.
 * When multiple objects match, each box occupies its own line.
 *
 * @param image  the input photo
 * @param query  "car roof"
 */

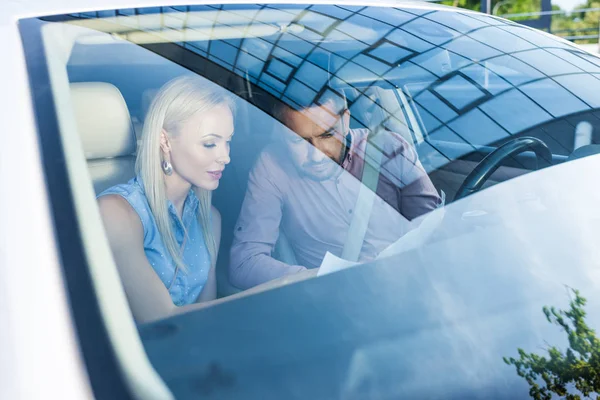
xmin=4 ymin=0 xmax=458 ymax=22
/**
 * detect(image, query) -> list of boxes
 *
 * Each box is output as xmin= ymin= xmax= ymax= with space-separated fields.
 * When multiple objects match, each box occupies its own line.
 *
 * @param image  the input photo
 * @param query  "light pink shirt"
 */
xmin=229 ymin=129 xmax=441 ymax=289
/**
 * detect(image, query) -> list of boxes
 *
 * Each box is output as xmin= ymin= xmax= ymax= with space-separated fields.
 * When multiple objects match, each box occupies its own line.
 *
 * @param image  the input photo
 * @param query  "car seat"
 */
xmin=71 ymin=82 xmax=137 ymax=194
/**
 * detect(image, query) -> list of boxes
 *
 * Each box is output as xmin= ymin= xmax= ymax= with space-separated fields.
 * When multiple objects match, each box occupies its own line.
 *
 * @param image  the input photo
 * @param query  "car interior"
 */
xmin=68 ymin=40 xmax=307 ymax=296
xmin=49 ymin=9 xmax=600 ymax=301
xmin=24 ymin=8 xmax=600 ymax=400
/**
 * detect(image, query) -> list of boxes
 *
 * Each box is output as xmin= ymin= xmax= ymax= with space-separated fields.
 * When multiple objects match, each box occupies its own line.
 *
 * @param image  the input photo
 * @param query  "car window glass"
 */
xmin=47 ymin=4 xmax=600 ymax=280
xmin=32 ymin=7 xmax=600 ymax=398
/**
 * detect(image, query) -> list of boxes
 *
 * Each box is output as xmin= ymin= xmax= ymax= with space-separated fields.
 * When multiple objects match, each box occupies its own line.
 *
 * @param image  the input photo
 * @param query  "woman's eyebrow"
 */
xmin=202 ymin=133 xmax=222 ymax=139
xmin=201 ymin=132 xmax=234 ymax=139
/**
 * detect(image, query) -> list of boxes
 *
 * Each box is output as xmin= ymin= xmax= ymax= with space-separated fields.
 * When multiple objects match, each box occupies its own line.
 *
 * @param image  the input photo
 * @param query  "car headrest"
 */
xmin=70 ymin=82 xmax=136 ymax=160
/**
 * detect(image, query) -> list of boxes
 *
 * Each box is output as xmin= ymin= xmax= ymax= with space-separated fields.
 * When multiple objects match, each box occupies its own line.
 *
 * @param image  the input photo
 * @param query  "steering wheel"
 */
xmin=454 ymin=136 xmax=552 ymax=202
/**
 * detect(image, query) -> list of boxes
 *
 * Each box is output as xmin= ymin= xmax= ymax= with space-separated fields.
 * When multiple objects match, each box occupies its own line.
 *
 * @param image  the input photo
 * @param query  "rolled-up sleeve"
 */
xmin=382 ymin=134 xmax=441 ymax=221
xmin=229 ymin=152 xmax=306 ymax=289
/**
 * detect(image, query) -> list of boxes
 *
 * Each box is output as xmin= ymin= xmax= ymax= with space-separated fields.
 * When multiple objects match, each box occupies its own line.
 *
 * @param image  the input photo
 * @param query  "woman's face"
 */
xmin=166 ymin=104 xmax=234 ymax=191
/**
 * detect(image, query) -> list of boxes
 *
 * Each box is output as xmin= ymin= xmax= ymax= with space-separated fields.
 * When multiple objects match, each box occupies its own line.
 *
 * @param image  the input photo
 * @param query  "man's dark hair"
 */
xmin=272 ymin=86 xmax=348 ymax=126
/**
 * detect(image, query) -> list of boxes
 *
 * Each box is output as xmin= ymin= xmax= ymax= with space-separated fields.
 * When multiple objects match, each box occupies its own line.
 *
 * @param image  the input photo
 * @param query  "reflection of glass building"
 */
xmin=65 ymin=5 xmax=600 ymax=168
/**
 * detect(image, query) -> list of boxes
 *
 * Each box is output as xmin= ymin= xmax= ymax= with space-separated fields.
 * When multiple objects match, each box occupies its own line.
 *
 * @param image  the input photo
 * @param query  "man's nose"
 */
xmin=307 ymin=143 xmax=326 ymax=163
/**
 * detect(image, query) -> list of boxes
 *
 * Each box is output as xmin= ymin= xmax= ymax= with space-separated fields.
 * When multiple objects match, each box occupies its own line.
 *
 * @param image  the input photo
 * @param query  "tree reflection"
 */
xmin=504 ymin=289 xmax=600 ymax=400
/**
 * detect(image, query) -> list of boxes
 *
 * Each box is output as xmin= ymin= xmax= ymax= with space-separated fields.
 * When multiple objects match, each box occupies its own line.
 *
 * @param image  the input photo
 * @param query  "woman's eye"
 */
xmin=203 ymin=143 xmax=216 ymax=149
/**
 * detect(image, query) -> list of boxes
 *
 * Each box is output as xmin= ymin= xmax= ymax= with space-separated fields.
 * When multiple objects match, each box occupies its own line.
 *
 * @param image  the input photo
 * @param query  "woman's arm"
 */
xmin=196 ymin=206 xmax=220 ymax=302
xmin=99 ymin=197 xmax=312 ymax=322
xmin=98 ymin=195 xmax=211 ymax=323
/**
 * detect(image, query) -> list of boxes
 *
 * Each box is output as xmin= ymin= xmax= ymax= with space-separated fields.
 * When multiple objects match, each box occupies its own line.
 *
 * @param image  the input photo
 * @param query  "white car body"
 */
xmin=2 ymin=1 xmax=92 ymax=398
xmin=4 ymin=1 xmax=600 ymax=399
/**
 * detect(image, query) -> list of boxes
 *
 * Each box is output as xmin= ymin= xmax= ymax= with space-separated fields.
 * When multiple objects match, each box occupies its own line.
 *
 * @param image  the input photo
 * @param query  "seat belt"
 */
xmin=341 ymin=132 xmax=384 ymax=262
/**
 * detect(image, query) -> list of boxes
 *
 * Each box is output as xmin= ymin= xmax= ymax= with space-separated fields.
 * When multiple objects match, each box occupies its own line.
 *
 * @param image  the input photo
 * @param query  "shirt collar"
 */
xmin=341 ymin=130 xmax=355 ymax=169
xmin=185 ymin=187 xmax=200 ymax=215
xmin=167 ymin=187 xmax=200 ymax=222
xmin=137 ymin=176 xmax=200 ymax=223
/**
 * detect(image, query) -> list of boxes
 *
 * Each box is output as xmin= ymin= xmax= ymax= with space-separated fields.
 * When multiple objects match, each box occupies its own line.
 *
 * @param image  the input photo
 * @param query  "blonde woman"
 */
xmin=98 ymin=75 xmax=235 ymax=323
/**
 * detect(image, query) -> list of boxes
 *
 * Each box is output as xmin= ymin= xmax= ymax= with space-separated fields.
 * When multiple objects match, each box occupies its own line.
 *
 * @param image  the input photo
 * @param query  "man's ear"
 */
xmin=342 ymin=108 xmax=351 ymax=133
xmin=160 ymin=129 xmax=171 ymax=154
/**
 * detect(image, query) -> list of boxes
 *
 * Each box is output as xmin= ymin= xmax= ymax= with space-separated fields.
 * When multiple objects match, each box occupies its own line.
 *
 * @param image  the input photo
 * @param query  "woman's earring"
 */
xmin=162 ymin=160 xmax=173 ymax=176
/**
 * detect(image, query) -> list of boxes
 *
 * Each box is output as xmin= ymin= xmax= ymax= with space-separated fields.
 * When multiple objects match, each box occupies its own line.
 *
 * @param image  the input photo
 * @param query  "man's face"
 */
xmin=282 ymin=102 xmax=350 ymax=181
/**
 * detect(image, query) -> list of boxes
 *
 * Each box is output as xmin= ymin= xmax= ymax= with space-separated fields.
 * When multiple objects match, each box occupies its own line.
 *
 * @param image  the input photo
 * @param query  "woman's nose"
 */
xmin=217 ymin=146 xmax=231 ymax=165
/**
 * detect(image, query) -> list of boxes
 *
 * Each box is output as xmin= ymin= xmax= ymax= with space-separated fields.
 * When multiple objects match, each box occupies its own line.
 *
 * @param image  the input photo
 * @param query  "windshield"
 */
xmin=26 ymin=3 xmax=600 ymax=399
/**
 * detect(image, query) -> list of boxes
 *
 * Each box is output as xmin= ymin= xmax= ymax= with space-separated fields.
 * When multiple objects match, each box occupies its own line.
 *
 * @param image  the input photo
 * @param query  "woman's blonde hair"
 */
xmin=136 ymin=75 xmax=236 ymax=273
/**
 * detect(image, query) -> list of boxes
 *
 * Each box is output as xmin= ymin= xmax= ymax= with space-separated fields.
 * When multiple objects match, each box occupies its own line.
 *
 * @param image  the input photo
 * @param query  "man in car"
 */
xmin=229 ymin=88 xmax=441 ymax=289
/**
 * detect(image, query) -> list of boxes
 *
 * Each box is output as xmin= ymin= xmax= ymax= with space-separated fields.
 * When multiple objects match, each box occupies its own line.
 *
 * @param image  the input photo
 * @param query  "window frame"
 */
xmin=18 ymin=16 xmax=136 ymax=400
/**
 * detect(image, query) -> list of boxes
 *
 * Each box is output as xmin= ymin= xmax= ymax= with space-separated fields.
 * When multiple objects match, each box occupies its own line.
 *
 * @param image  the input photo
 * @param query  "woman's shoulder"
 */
xmin=98 ymin=193 xmax=139 ymax=228
xmin=98 ymin=177 xmax=144 ymax=199
xmin=98 ymin=178 xmax=151 ymax=232
xmin=99 ymin=178 xmax=151 ymax=209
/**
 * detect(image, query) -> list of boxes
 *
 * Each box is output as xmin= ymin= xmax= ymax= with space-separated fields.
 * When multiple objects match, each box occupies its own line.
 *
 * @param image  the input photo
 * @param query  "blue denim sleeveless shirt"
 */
xmin=100 ymin=177 xmax=211 ymax=306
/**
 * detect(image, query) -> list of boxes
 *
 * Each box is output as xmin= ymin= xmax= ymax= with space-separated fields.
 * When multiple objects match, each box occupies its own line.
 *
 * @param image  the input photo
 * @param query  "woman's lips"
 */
xmin=207 ymin=171 xmax=223 ymax=180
